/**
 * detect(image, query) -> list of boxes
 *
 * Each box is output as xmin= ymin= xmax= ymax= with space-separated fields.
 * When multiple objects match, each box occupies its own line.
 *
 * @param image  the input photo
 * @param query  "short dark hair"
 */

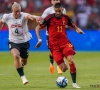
xmin=54 ymin=3 xmax=62 ymax=8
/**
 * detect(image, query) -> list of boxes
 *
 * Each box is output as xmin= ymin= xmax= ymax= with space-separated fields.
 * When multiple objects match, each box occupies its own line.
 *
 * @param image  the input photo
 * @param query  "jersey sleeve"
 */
xmin=40 ymin=14 xmax=54 ymax=29
xmin=66 ymin=16 xmax=76 ymax=28
xmin=39 ymin=19 xmax=47 ymax=28
xmin=23 ymin=12 xmax=30 ymax=19
xmin=2 ymin=14 xmax=8 ymax=23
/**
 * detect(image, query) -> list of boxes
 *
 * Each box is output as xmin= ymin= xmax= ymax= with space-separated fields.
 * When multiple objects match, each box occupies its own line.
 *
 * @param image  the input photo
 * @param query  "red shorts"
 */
xmin=50 ymin=42 xmax=75 ymax=65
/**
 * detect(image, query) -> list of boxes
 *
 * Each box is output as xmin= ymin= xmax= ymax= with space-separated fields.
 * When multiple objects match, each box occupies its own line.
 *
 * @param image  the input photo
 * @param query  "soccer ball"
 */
xmin=56 ymin=76 xmax=68 ymax=88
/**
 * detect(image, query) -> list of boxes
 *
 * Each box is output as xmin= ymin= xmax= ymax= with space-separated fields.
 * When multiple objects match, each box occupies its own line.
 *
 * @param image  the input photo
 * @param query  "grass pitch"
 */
xmin=0 ymin=52 xmax=100 ymax=90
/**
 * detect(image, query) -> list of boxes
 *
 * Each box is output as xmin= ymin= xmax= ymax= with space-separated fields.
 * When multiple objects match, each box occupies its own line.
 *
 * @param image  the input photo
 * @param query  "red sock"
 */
xmin=69 ymin=63 xmax=76 ymax=73
xmin=69 ymin=63 xmax=76 ymax=83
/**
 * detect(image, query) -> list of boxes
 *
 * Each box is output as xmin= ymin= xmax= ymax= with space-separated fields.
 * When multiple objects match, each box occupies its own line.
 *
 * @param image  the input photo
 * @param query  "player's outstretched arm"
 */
xmin=35 ymin=25 xmax=42 ymax=48
xmin=27 ymin=14 xmax=40 ymax=21
xmin=0 ymin=20 xmax=4 ymax=30
xmin=74 ymin=26 xmax=85 ymax=34
xmin=67 ymin=15 xmax=84 ymax=34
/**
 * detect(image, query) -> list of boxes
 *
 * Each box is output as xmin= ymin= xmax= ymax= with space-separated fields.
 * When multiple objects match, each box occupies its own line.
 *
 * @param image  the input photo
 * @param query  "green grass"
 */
xmin=0 ymin=52 xmax=100 ymax=90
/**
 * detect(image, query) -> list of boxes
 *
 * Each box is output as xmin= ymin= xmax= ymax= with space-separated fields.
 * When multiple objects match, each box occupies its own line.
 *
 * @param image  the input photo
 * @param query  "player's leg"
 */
xmin=46 ymin=36 xmax=55 ymax=74
xmin=8 ymin=42 xmax=28 ymax=85
xmin=66 ymin=55 xmax=81 ymax=88
xmin=20 ymin=58 xmax=28 ymax=66
xmin=50 ymin=49 xmax=68 ymax=73
xmin=57 ymin=65 xmax=63 ymax=74
xmin=57 ymin=57 xmax=67 ymax=74
xmin=20 ymin=42 xmax=30 ymax=84
xmin=49 ymin=51 xmax=63 ymax=74
xmin=63 ymin=42 xmax=81 ymax=88
xmin=49 ymin=52 xmax=55 ymax=74
xmin=64 ymin=49 xmax=80 ymax=88
xmin=11 ymin=48 xmax=28 ymax=85
xmin=20 ymin=42 xmax=30 ymax=66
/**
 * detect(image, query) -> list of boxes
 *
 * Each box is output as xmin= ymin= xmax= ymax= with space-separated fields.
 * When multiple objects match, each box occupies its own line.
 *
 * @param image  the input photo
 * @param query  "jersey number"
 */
xmin=67 ymin=43 xmax=73 ymax=47
xmin=15 ymin=28 xmax=19 ymax=34
xmin=57 ymin=26 xmax=62 ymax=32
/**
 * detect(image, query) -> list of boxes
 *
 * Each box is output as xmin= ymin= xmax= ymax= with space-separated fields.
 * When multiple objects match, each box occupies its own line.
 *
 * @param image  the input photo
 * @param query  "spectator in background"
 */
xmin=87 ymin=0 xmax=100 ymax=30
xmin=27 ymin=0 xmax=34 ymax=13
xmin=61 ymin=0 xmax=76 ymax=19
xmin=76 ymin=0 xmax=86 ymax=6
xmin=20 ymin=0 xmax=27 ymax=12
xmin=42 ymin=0 xmax=51 ymax=10
xmin=87 ymin=10 xmax=100 ymax=30
xmin=0 ymin=0 xmax=100 ymax=30
xmin=77 ymin=6 xmax=89 ymax=29
xmin=34 ymin=0 xmax=42 ymax=12
xmin=86 ymin=0 xmax=95 ymax=6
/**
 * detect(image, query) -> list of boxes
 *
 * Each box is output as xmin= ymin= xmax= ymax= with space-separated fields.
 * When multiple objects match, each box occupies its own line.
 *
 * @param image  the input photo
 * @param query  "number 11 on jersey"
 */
xmin=57 ymin=26 xmax=62 ymax=32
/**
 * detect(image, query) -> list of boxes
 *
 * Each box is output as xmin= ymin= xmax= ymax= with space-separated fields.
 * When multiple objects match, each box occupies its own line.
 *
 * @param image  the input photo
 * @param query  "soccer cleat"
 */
xmin=50 ymin=64 xmax=54 ymax=74
xmin=23 ymin=80 xmax=28 ymax=85
xmin=21 ymin=75 xmax=28 ymax=85
xmin=57 ymin=66 xmax=63 ymax=75
xmin=72 ymin=83 xmax=81 ymax=88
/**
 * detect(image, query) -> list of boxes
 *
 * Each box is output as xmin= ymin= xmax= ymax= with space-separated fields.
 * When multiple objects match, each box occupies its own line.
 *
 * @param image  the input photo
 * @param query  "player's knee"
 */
xmin=67 ymin=55 xmax=74 ymax=64
xmin=61 ymin=64 xmax=68 ymax=72
xmin=61 ymin=67 xmax=67 ymax=72
xmin=13 ymin=54 xmax=20 ymax=60
xmin=69 ymin=60 xmax=74 ymax=64
xmin=21 ymin=58 xmax=27 ymax=65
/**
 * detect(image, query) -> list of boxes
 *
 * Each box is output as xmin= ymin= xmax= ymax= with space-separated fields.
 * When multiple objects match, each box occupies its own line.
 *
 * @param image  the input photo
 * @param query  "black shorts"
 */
xmin=8 ymin=41 xmax=30 ymax=58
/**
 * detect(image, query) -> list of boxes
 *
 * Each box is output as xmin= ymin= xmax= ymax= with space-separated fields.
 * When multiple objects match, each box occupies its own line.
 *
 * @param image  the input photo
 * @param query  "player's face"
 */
xmin=51 ymin=0 xmax=60 ymax=6
xmin=54 ymin=7 xmax=63 ymax=18
xmin=12 ymin=7 xmax=21 ymax=18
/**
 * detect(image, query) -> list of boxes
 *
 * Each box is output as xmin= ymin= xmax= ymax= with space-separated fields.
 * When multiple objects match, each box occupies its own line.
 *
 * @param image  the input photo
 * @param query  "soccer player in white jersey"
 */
xmin=0 ymin=2 xmax=40 ymax=85
xmin=41 ymin=0 xmax=66 ymax=75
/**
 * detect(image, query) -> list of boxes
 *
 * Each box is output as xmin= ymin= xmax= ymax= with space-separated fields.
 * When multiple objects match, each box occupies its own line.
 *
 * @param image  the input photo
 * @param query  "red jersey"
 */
xmin=40 ymin=14 xmax=76 ymax=49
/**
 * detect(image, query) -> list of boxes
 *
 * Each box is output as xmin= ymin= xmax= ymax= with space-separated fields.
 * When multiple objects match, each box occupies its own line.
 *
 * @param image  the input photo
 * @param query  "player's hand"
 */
xmin=35 ymin=39 xmax=42 ymax=48
xmin=76 ymin=28 xmax=85 ymax=34
xmin=36 ymin=16 xmax=41 ymax=23
xmin=36 ymin=17 xmax=44 ymax=24
xmin=65 ymin=25 xmax=68 ymax=28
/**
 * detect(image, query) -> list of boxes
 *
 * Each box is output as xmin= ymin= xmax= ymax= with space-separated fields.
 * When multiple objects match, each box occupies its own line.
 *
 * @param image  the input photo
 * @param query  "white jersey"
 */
xmin=2 ymin=12 xmax=32 ymax=43
xmin=41 ymin=6 xmax=66 ymax=35
xmin=41 ymin=6 xmax=66 ymax=18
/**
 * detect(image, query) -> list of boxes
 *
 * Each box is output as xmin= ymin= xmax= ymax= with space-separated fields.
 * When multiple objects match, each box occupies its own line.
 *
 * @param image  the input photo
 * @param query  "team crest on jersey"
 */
xmin=63 ymin=21 xmax=66 ymax=25
xmin=11 ymin=24 xmax=22 ymax=28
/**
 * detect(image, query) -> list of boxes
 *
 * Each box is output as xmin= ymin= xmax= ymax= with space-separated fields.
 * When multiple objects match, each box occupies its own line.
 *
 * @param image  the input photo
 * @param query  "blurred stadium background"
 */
xmin=0 ymin=0 xmax=100 ymax=51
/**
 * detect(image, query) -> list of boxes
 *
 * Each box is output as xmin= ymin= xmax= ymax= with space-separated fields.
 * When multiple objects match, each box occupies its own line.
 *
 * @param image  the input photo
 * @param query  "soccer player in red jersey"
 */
xmin=41 ymin=0 xmax=66 ymax=74
xmin=35 ymin=3 xmax=84 ymax=88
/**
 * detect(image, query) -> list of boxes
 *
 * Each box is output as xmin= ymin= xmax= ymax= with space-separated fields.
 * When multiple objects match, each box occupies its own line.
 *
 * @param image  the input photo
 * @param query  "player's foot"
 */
xmin=21 ymin=75 xmax=28 ymax=85
xmin=72 ymin=83 xmax=81 ymax=88
xmin=57 ymin=66 xmax=62 ymax=75
xmin=50 ymin=64 xmax=54 ymax=74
